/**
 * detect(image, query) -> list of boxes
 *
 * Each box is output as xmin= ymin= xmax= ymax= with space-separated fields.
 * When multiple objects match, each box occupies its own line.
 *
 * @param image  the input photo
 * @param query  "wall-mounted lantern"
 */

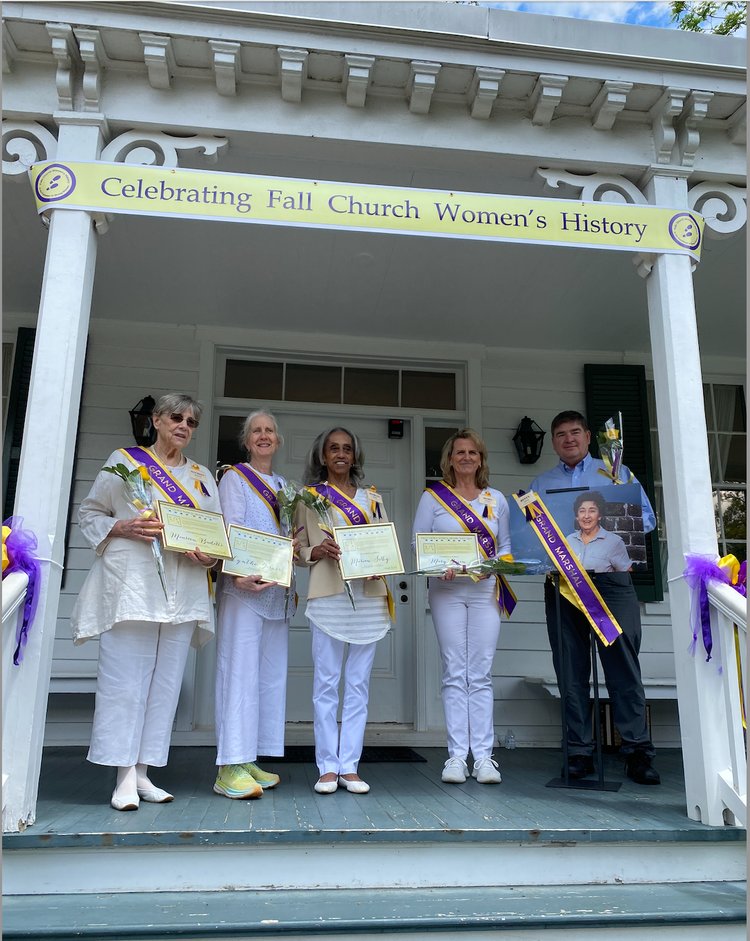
xmin=512 ymin=416 xmax=545 ymax=464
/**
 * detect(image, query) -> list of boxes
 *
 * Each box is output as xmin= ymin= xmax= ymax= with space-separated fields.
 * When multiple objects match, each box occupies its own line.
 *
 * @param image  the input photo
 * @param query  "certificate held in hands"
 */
xmin=157 ymin=501 xmax=233 ymax=559
xmin=415 ymin=533 xmax=480 ymax=574
xmin=222 ymin=525 xmax=294 ymax=587
xmin=334 ymin=522 xmax=404 ymax=580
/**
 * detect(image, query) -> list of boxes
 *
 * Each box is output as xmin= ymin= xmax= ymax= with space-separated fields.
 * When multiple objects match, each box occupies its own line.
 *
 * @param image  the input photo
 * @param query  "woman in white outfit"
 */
xmin=295 ymin=427 xmax=391 ymax=795
xmin=412 ymin=429 xmax=511 ymax=786
xmin=214 ymin=410 xmax=296 ymax=799
xmin=71 ymin=394 xmax=220 ymax=811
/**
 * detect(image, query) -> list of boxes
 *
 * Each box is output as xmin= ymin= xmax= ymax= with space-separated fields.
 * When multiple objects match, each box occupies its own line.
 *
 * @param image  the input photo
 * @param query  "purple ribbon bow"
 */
xmin=3 ymin=517 xmax=42 ymax=665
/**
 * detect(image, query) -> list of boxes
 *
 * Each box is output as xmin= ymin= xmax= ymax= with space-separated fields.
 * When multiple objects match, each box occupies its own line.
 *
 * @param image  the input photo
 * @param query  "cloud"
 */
xmin=480 ymin=1 xmax=675 ymax=28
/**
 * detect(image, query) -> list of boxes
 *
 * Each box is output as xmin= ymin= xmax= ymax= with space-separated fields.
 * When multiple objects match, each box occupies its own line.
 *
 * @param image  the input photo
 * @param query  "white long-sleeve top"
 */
xmin=70 ymin=450 xmax=221 ymax=649
xmin=411 ymin=486 xmax=512 ymax=557
xmin=217 ymin=465 xmax=295 ymax=620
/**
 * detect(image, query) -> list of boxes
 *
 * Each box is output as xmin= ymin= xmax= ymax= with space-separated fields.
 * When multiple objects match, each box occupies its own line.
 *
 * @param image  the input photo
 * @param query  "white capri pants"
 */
xmin=88 ymin=619 xmax=194 ymax=768
xmin=429 ymin=578 xmax=502 ymax=762
xmin=215 ymin=593 xmax=289 ymax=766
xmin=310 ymin=623 xmax=378 ymax=776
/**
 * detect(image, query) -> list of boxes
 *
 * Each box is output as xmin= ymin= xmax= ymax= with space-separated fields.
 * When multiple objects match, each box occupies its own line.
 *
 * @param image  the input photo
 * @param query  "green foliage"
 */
xmin=669 ymin=1 xmax=747 ymax=34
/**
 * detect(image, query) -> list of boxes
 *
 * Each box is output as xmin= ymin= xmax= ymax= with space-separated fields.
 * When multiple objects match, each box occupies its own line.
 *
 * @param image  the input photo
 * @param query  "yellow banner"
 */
xmin=31 ymin=161 xmax=704 ymax=260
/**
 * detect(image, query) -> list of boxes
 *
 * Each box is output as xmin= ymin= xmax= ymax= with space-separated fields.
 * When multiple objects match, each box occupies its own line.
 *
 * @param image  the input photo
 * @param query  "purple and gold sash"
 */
xmin=426 ymin=481 xmax=517 ymax=619
xmin=120 ymin=447 xmax=198 ymax=508
xmin=514 ymin=491 xmax=622 ymax=646
xmin=232 ymin=464 xmax=281 ymax=531
xmin=311 ymin=482 xmax=395 ymax=621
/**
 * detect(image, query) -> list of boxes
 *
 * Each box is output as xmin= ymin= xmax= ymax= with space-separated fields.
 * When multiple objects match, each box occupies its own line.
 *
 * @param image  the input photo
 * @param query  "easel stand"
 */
xmin=546 ymin=573 xmax=621 ymax=792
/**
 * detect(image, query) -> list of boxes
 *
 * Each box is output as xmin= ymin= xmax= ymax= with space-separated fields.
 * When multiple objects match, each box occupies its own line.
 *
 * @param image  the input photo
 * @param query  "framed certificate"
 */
xmin=156 ymin=501 xmax=233 ymax=560
xmin=414 ymin=533 xmax=480 ymax=575
xmin=222 ymin=525 xmax=294 ymax=587
xmin=333 ymin=522 xmax=404 ymax=580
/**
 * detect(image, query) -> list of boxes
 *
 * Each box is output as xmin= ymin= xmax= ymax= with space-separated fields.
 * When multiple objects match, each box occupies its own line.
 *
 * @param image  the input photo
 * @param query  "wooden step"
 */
xmin=2 ymin=881 xmax=746 ymax=939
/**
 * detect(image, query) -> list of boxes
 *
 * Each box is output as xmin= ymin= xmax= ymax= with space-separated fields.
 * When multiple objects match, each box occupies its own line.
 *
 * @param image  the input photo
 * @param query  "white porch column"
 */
xmin=2 ymin=117 xmax=105 ymax=832
xmin=643 ymin=169 xmax=730 ymax=826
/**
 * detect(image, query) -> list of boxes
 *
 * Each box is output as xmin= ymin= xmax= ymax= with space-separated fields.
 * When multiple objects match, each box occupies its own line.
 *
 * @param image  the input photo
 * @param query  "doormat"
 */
xmin=258 ymin=746 xmax=427 ymax=763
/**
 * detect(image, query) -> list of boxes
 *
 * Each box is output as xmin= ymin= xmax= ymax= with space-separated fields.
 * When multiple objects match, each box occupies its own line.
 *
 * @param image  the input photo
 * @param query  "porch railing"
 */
xmin=2 ymin=571 xmax=29 ymax=810
xmin=708 ymin=580 xmax=747 ymax=827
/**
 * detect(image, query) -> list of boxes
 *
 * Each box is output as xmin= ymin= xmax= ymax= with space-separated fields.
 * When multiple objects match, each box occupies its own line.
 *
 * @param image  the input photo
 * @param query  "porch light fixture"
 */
xmin=129 ymin=395 xmax=157 ymax=446
xmin=512 ymin=416 xmax=545 ymax=464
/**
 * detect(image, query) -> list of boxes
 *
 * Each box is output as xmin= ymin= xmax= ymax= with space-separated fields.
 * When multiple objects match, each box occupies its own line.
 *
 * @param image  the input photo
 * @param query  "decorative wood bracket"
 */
xmin=633 ymin=252 xmax=656 ymax=279
xmin=278 ymin=47 xmax=308 ymax=103
xmin=208 ymin=40 xmax=241 ymax=97
xmin=529 ymin=74 xmax=568 ymax=127
xmin=535 ymin=168 xmax=647 ymax=204
xmin=590 ymin=80 xmax=633 ymax=131
xmin=688 ymin=181 xmax=747 ymax=240
xmin=73 ymin=28 xmax=106 ymax=113
xmin=408 ymin=61 xmax=441 ymax=115
xmin=726 ymin=101 xmax=746 ymax=145
xmin=139 ymin=33 xmax=175 ymax=90
xmin=649 ymin=86 xmax=689 ymax=164
xmin=2 ymin=120 xmax=58 ymax=180
xmin=675 ymin=90 xmax=713 ymax=167
xmin=3 ymin=22 xmax=19 ymax=74
xmin=469 ymin=67 xmax=504 ymax=120
xmin=100 ymin=129 xmax=228 ymax=167
xmin=45 ymin=23 xmax=80 ymax=110
xmin=344 ymin=54 xmax=375 ymax=108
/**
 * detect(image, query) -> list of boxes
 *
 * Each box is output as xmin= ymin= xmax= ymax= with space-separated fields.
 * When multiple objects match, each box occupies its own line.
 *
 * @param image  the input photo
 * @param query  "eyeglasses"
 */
xmin=169 ymin=413 xmax=199 ymax=429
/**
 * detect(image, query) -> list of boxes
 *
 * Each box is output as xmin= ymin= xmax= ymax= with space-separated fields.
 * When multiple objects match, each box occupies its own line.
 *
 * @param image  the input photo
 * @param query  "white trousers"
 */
xmin=429 ymin=579 xmax=502 ymax=762
xmin=215 ymin=593 xmax=289 ymax=765
xmin=310 ymin=622 xmax=378 ymax=775
xmin=88 ymin=619 xmax=194 ymax=768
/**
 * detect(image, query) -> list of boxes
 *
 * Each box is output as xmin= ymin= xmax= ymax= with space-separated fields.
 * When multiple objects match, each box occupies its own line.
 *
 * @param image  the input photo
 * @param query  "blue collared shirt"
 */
xmin=530 ymin=454 xmax=656 ymax=534
xmin=566 ymin=527 xmax=633 ymax=573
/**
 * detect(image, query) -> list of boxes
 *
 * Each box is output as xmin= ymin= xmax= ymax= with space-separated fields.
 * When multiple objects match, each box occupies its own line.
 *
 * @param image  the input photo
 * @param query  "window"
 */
xmin=647 ymin=381 xmax=746 ymax=569
xmin=222 ymin=358 xmax=459 ymax=411
xmin=425 ymin=426 xmax=460 ymax=482
xmin=2 ymin=342 xmax=14 ymax=430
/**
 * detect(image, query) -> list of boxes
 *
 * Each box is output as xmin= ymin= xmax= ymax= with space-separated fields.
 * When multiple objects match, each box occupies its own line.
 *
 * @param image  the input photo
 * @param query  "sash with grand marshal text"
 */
xmin=425 ymin=481 xmax=517 ymax=619
xmin=119 ymin=447 xmax=199 ymax=508
xmin=231 ymin=464 xmax=281 ymax=530
xmin=310 ymin=482 xmax=395 ymax=621
xmin=513 ymin=490 xmax=622 ymax=646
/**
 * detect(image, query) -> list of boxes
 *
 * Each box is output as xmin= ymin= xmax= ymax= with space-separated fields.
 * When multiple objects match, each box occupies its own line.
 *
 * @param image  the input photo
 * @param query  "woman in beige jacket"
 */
xmin=295 ymin=427 xmax=390 ymax=795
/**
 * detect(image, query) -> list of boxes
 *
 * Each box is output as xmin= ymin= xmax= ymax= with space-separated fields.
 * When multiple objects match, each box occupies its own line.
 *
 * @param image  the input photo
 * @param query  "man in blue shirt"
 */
xmin=531 ymin=410 xmax=659 ymax=786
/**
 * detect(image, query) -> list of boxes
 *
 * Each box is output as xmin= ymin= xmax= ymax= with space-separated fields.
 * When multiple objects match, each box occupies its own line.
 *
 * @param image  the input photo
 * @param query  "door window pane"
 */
xmin=703 ymin=384 xmax=714 ymax=430
xmin=344 ymin=367 xmax=398 ymax=407
xmin=719 ymin=489 xmax=746 ymax=543
xmin=225 ymin=360 xmax=283 ymax=400
xmin=713 ymin=384 xmax=746 ymax=432
xmin=402 ymin=371 xmax=456 ymax=410
xmin=425 ymin=426 xmax=459 ymax=480
xmin=217 ymin=415 xmax=246 ymax=469
xmin=285 ymin=364 xmax=341 ymax=403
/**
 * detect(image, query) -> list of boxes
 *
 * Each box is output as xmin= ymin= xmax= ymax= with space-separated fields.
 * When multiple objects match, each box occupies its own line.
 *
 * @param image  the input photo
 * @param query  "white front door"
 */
xmin=270 ymin=411 xmax=415 ymax=727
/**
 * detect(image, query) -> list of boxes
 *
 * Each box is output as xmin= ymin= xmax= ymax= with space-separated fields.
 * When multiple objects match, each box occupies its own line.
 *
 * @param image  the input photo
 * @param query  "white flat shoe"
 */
xmin=314 ymin=778 xmax=338 ymax=794
xmin=472 ymin=756 xmax=502 ymax=784
xmin=441 ymin=757 xmax=469 ymax=783
xmin=111 ymin=792 xmax=139 ymax=811
xmin=137 ymin=786 xmax=174 ymax=803
xmin=338 ymin=775 xmax=370 ymax=794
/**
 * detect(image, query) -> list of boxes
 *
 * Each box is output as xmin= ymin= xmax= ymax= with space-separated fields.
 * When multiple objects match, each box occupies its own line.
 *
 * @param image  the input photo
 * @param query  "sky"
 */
xmin=479 ymin=2 xmax=676 ymax=29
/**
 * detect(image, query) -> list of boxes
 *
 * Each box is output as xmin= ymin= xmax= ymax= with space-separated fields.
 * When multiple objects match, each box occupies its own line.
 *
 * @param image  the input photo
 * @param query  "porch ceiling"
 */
xmin=3 ymin=144 xmax=745 ymax=357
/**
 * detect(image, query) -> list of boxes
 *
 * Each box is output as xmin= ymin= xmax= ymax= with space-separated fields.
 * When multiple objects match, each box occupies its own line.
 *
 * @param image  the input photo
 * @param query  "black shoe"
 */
xmin=562 ymin=755 xmax=595 ymax=779
xmin=625 ymin=750 xmax=660 ymax=785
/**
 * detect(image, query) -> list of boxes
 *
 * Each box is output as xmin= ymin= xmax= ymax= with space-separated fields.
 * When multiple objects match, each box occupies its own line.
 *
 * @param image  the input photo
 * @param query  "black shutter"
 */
xmin=2 ymin=328 xmax=36 ymax=521
xmin=584 ymin=364 xmax=663 ymax=603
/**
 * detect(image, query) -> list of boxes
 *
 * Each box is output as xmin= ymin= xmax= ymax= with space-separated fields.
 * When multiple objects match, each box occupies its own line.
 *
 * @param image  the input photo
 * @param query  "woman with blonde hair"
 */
xmin=412 ymin=429 xmax=511 ymax=785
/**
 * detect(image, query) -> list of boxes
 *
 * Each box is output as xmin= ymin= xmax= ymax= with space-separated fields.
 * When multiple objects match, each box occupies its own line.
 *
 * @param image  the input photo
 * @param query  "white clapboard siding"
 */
xmin=52 ymin=320 xmax=201 ymax=708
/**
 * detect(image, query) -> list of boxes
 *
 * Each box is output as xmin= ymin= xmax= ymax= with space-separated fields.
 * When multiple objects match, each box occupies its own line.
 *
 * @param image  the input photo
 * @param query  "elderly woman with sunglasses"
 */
xmin=71 ymin=394 xmax=221 ymax=811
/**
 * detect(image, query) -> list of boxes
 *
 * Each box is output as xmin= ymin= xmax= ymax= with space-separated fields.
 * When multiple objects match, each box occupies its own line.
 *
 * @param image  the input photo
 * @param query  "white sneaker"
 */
xmin=441 ymin=757 xmax=469 ymax=783
xmin=472 ymin=756 xmax=502 ymax=784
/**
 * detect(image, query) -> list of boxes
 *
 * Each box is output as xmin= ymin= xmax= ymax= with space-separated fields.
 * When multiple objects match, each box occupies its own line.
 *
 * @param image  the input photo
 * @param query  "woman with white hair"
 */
xmin=71 ymin=393 xmax=220 ymax=811
xmin=213 ymin=410 xmax=296 ymax=800
xmin=295 ymin=426 xmax=391 ymax=795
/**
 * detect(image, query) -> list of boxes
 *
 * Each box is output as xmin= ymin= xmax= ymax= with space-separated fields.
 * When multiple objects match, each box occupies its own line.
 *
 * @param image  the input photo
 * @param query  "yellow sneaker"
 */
xmin=213 ymin=764 xmax=262 ymax=799
xmin=243 ymin=762 xmax=280 ymax=789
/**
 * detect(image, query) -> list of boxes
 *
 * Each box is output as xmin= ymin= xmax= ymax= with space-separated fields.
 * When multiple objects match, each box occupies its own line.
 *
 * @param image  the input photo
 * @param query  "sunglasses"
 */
xmin=168 ymin=413 xmax=199 ymax=429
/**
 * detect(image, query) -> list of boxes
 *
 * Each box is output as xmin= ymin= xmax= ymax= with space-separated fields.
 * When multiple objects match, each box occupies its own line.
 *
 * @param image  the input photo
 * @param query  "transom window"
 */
xmin=223 ymin=358 xmax=458 ymax=411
